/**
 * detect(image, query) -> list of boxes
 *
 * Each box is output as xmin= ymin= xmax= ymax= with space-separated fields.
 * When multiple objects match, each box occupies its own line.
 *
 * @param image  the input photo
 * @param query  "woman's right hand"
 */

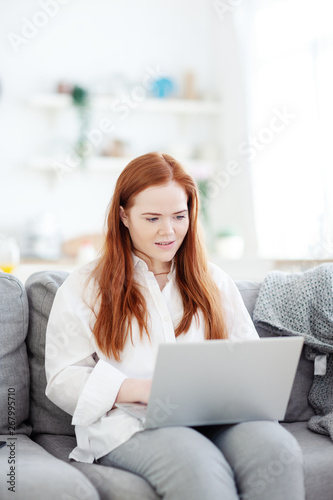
xmin=115 ymin=378 xmax=152 ymax=405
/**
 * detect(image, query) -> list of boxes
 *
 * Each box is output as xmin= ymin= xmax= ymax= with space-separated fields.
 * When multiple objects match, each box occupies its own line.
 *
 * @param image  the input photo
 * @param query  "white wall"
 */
xmin=209 ymin=3 xmax=258 ymax=255
xmin=0 ymin=0 xmax=257 ymax=255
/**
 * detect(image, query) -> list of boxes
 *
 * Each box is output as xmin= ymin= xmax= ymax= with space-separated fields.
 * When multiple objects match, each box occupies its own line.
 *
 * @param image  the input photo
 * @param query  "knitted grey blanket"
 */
xmin=252 ymin=264 xmax=333 ymax=439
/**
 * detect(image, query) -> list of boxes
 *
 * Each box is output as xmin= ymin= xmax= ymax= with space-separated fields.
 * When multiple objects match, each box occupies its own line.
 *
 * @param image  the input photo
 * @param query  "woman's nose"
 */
xmin=159 ymin=219 xmax=174 ymax=235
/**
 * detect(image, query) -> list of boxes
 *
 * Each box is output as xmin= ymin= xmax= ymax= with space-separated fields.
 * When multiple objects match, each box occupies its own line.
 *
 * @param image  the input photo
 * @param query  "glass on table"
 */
xmin=0 ymin=235 xmax=20 ymax=273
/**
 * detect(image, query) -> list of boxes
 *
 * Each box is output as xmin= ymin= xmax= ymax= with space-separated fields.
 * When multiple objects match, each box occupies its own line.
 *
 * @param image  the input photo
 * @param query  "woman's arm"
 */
xmin=45 ymin=270 xmax=129 ymax=427
xmin=115 ymin=378 xmax=152 ymax=405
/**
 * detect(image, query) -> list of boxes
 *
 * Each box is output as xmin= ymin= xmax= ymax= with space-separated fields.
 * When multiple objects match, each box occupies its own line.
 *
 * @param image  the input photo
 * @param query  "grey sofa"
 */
xmin=0 ymin=270 xmax=332 ymax=500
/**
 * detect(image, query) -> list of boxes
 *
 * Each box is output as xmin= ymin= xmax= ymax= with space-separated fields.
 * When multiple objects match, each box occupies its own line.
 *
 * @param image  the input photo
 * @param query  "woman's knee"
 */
xmin=213 ymin=421 xmax=304 ymax=499
xmin=215 ymin=421 xmax=302 ymax=463
xmin=258 ymin=422 xmax=303 ymax=469
xmin=247 ymin=422 xmax=303 ymax=476
xmin=243 ymin=424 xmax=304 ymax=499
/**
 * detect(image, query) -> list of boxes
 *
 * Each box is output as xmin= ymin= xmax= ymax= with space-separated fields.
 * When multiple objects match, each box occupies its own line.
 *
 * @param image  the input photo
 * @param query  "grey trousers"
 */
xmin=98 ymin=421 xmax=305 ymax=500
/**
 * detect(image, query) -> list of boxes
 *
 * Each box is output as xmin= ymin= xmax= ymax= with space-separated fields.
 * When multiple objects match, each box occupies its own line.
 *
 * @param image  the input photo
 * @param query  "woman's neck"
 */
xmin=150 ymin=263 xmax=171 ymax=275
xmin=133 ymin=249 xmax=171 ymax=276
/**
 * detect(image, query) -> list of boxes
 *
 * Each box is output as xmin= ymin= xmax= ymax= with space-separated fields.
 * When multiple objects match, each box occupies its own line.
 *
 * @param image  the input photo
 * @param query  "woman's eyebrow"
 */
xmin=141 ymin=209 xmax=188 ymax=216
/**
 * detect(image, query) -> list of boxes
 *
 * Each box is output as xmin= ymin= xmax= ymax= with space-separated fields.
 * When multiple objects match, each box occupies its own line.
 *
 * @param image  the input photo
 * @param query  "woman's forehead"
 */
xmin=132 ymin=182 xmax=188 ymax=211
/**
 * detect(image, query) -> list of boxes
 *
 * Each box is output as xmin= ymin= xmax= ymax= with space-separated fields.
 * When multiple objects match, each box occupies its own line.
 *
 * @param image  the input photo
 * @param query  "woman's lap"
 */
xmin=99 ymin=426 xmax=238 ymax=500
xmin=98 ymin=422 xmax=304 ymax=500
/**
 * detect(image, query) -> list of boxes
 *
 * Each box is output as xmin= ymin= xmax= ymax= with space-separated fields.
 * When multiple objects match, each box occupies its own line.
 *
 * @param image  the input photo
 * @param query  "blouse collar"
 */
xmin=132 ymin=252 xmax=175 ymax=276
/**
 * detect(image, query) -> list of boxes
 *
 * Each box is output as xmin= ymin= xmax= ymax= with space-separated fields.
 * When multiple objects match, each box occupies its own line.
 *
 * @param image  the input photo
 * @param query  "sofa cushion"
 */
xmin=0 ymin=433 xmax=98 ymax=500
xmin=33 ymin=433 xmax=160 ymax=500
xmin=0 ymin=272 xmax=31 ymax=436
xmin=282 ymin=421 xmax=333 ymax=500
xmin=25 ymin=270 xmax=72 ymax=436
xmin=236 ymin=280 xmax=315 ymax=423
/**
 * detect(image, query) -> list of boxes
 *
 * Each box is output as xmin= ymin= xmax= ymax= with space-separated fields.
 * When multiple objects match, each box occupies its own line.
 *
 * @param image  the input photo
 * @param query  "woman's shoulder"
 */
xmin=207 ymin=261 xmax=233 ymax=285
xmin=59 ymin=259 xmax=99 ymax=298
xmin=207 ymin=261 xmax=241 ymax=295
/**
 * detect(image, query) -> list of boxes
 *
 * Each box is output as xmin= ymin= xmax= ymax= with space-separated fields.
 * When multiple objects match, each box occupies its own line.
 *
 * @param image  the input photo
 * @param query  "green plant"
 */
xmin=216 ymin=227 xmax=240 ymax=238
xmin=197 ymin=179 xmax=210 ymax=225
xmin=71 ymin=85 xmax=90 ymax=168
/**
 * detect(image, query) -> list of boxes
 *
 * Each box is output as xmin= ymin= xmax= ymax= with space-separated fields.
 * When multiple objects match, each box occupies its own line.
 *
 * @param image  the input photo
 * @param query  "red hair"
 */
xmin=89 ymin=152 xmax=227 ymax=361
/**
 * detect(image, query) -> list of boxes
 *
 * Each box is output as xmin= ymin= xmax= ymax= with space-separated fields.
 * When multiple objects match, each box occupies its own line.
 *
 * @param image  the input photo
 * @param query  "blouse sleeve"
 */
xmin=45 ymin=266 xmax=127 ymax=427
xmin=208 ymin=262 xmax=259 ymax=341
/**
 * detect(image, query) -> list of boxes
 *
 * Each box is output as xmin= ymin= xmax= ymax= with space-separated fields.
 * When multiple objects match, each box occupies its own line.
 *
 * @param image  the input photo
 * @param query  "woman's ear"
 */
xmin=119 ymin=206 xmax=129 ymax=227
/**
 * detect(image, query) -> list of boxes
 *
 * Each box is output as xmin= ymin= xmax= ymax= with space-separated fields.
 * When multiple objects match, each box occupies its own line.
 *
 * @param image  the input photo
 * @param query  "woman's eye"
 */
xmin=146 ymin=215 xmax=186 ymax=222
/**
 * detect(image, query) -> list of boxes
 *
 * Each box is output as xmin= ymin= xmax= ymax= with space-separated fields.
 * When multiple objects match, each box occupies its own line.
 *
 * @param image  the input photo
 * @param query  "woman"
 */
xmin=45 ymin=152 xmax=304 ymax=499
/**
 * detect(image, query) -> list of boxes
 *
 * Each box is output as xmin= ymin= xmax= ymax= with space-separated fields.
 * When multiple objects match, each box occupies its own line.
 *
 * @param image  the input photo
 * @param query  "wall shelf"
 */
xmin=27 ymin=91 xmax=223 ymax=182
xmin=28 ymin=94 xmax=222 ymax=115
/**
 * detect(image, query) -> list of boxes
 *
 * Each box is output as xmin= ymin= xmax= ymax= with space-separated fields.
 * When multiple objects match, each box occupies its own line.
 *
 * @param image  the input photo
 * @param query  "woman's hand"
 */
xmin=115 ymin=378 xmax=152 ymax=405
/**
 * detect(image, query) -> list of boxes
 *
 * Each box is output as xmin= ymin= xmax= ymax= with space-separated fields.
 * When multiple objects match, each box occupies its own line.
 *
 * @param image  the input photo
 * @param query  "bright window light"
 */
xmin=249 ymin=0 xmax=333 ymax=258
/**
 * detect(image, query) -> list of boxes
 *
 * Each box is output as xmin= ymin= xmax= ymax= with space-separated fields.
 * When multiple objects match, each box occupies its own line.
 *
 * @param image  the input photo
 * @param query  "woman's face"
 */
xmin=120 ymin=181 xmax=189 ymax=270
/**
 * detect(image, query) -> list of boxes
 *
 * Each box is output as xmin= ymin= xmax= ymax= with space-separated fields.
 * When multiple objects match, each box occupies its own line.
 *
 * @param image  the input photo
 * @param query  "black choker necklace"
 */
xmin=153 ymin=271 xmax=169 ymax=276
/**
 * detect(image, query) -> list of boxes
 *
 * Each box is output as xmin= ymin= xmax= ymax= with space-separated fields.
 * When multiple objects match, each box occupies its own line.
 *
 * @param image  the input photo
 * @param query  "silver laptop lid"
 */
xmin=143 ymin=337 xmax=303 ymax=429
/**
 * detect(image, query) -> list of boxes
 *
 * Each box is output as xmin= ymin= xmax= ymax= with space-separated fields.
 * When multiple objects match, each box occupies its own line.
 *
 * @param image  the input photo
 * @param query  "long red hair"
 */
xmin=89 ymin=152 xmax=227 ymax=361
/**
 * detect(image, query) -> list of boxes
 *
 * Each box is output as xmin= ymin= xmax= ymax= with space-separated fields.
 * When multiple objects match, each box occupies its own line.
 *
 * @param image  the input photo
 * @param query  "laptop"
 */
xmin=115 ymin=336 xmax=304 ymax=429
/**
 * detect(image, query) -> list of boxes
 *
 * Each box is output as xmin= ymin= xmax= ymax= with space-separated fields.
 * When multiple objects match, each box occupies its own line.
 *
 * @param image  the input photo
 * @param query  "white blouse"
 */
xmin=45 ymin=255 xmax=259 ymax=463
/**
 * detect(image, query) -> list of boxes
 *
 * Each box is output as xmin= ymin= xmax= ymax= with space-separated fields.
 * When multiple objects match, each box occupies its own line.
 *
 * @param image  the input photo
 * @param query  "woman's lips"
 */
xmin=155 ymin=241 xmax=175 ymax=249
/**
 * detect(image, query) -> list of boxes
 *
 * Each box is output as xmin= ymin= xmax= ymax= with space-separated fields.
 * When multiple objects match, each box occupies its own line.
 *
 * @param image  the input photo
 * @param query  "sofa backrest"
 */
xmin=25 ymin=270 xmax=73 ymax=437
xmin=0 ymin=272 xmax=31 ymax=436
xmin=23 ymin=270 xmax=315 ymax=437
xmin=235 ymin=279 xmax=315 ymax=422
